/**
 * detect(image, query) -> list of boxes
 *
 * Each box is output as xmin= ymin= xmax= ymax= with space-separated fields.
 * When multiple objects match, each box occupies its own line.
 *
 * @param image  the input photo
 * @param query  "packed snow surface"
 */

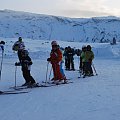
xmin=0 ymin=38 xmax=120 ymax=120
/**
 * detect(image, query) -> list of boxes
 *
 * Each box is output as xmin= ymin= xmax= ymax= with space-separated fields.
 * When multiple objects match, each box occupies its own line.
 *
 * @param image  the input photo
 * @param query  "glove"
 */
xmin=47 ymin=58 xmax=51 ymax=61
xmin=28 ymin=61 xmax=32 ymax=65
xmin=15 ymin=62 xmax=21 ymax=66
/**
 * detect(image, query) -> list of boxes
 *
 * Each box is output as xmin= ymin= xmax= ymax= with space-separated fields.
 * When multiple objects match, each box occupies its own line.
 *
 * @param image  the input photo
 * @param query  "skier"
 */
xmin=81 ymin=45 xmax=94 ymax=77
xmin=63 ymin=47 xmax=69 ymax=70
xmin=80 ymin=45 xmax=87 ymax=75
xmin=12 ymin=37 xmax=25 ymax=63
xmin=58 ymin=45 xmax=67 ymax=81
xmin=15 ymin=50 xmax=36 ymax=86
xmin=47 ymin=41 xmax=66 ymax=84
xmin=66 ymin=46 xmax=75 ymax=71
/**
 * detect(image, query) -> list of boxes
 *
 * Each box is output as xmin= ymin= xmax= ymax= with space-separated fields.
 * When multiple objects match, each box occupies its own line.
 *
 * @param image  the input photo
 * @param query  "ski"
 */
xmin=11 ymin=81 xmax=73 ymax=90
xmin=11 ymin=83 xmax=49 ymax=90
xmin=42 ymin=81 xmax=73 ymax=86
xmin=42 ymin=79 xmax=72 ymax=84
xmin=78 ymin=74 xmax=96 ymax=78
xmin=0 ymin=90 xmax=29 ymax=95
xmin=82 ymin=74 xmax=94 ymax=78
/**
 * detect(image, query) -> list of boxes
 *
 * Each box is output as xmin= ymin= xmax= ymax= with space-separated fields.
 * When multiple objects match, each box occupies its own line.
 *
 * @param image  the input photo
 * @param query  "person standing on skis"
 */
xmin=47 ymin=41 xmax=66 ymax=84
xmin=58 ymin=45 xmax=67 ymax=81
xmin=66 ymin=46 xmax=75 ymax=71
xmin=81 ymin=45 xmax=94 ymax=77
xmin=63 ymin=47 xmax=69 ymax=70
xmin=80 ymin=45 xmax=87 ymax=75
xmin=15 ymin=50 xmax=36 ymax=86
xmin=12 ymin=37 xmax=25 ymax=63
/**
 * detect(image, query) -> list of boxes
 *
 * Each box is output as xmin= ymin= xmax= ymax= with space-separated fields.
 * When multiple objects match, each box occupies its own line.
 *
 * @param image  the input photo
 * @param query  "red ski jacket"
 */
xmin=50 ymin=49 xmax=62 ymax=64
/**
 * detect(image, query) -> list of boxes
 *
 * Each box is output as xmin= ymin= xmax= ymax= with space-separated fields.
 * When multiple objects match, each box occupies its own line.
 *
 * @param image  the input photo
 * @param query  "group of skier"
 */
xmin=47 ymin=41 xmax=95 ymax=83
xmin=0 ymin=37 xmax=95 ymax=89
xmin=62 ymin=45 xmax=94 ymax=77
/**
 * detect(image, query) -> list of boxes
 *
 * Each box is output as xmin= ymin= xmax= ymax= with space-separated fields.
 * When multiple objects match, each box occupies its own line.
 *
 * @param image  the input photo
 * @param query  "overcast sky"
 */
xmin=0 ymin=0 xmax=120 ymax=18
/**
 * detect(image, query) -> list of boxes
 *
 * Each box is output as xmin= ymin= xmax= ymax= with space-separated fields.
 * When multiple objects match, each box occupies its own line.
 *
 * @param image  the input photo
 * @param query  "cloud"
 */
xmin=55 ymin=0 xmax=120 ymax=17
xmin=61 ymin=9 xmax=111 ymax=18
xmin=0 ymin=0 xmax=120 ymax=18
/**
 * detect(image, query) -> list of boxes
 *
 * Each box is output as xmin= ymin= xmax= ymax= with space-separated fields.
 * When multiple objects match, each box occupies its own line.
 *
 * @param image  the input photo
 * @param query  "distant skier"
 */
xmin=15 ymin=50 xmax=36 ymax=86
xmin=0 ymin=40 xmax=5 ymax=92
xmin=112 ymin=37 xmax=116 ymax=45
xmin=47 ymin=41 xmax=66 ymax=84
xmin=12 ymin=37 xmax=25 ymax=63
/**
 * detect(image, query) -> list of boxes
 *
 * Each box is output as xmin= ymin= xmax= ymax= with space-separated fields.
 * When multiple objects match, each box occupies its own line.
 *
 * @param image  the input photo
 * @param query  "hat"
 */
xmin=87 ymin=45 xmax=92 ymax=50
xmin=87 ymin=45 xmax=91 ymax=49
xmin=51 ymin=41 xmax=58 ymax=46
xmin=18 ymin=37 xmax=22 ymax=41
xmin=0 ymin=41 xmax=5 ymax=45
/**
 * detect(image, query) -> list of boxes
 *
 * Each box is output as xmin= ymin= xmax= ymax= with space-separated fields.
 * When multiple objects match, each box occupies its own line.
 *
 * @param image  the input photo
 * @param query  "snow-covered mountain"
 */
xmin=0 ymin=9 xmax=120 ymax=43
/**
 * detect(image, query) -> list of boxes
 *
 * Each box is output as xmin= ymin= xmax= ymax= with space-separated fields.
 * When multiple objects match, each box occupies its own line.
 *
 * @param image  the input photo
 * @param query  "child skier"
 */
xmin=47 ymin=41 xmax=66 ymax=84
xmin=81 ymin=45 xmax=94 ymax=77
xmin=65 ymin=46 xmax=75 ymax=71
xmin=80 ymin=45 xmax=87 ymax=75
xmin=58 ymin=45 xmax=67 ymax=81
xmin=12 ymin=37 xmax=25 ymax=63
xmin=15 ymin=49 xmax=36 ymax=86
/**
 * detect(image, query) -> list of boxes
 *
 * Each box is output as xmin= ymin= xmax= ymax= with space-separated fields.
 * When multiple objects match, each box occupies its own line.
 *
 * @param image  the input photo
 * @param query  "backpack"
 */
xmin=12 ymin=44 xmax=19 ymax=51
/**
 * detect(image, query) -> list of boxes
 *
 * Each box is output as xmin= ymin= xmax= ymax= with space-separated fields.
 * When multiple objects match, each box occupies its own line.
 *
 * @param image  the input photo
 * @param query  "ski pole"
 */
xmin=0 ymin=51 xmax=4 ymax=81
xmin=92 ymin=63 xmax=98 ymax=75
xmin=48 ymin=66 xmax=52 ymax=83
xmin=79 ymin=68 xmax=82 ymax=78
xmin=15 ymin=66 xmax=17 ymax=88
xmin=45 ymin=62 xmax=49 ymax=85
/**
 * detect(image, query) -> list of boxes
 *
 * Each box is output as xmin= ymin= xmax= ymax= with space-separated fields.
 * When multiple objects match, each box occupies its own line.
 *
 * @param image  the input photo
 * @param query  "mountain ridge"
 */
xmin=0 ymin=9 xmax=120 ymax=42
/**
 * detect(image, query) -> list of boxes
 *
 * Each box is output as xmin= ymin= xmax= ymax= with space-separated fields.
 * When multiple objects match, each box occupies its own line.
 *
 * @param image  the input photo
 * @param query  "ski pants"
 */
xmin=52 ymin=63 xmax=63 ymax=80
xmin=83 ymin=62 xmax=93 ymax=75
xmin=60 ymin=61 xmax=65 ymax=77
xmin=67 ymin=58 xmax=74 ymax=70
xmin=22 ymin=69 xmax=35 ymax=83
xmin=65 ymin=58 xmax=68 ymax=69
